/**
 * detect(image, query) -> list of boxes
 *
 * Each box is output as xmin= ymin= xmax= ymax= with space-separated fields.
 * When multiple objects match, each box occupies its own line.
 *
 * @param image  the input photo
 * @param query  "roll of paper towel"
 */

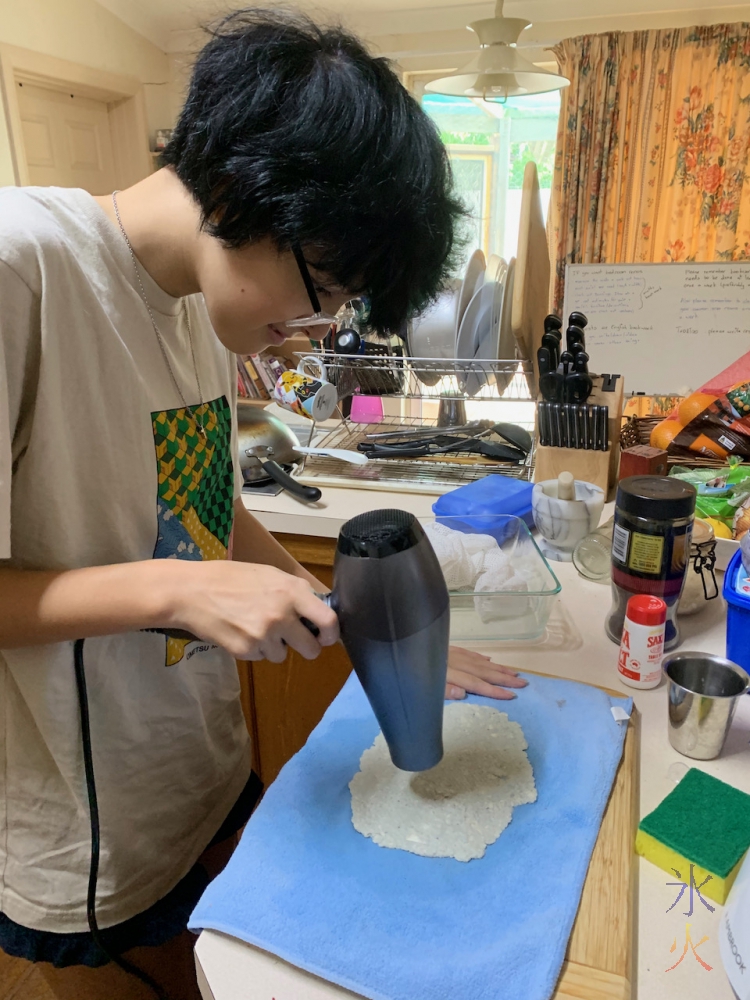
xmin=720 ymin=850 xmax=750 ymax=998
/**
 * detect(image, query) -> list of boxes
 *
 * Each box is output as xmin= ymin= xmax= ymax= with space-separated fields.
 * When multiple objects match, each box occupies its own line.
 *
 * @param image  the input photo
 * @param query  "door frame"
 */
xmin=0 ymin=43 xmax=151 ymax=188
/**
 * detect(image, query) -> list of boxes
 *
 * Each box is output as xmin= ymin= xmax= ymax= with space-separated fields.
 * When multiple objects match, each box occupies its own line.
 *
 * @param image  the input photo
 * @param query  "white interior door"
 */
xmin=16 ymin=80 xmax=117 ymax=194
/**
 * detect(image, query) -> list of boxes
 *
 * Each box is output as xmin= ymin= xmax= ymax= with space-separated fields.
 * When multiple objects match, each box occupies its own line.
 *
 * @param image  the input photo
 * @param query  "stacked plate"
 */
xmin=407 ymin=249 xmax=517 ymax=393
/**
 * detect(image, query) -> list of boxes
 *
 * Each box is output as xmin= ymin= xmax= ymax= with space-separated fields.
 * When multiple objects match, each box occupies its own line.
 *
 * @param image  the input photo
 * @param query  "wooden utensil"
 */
xmin=511 ymin=161 xmax=551 ymax=394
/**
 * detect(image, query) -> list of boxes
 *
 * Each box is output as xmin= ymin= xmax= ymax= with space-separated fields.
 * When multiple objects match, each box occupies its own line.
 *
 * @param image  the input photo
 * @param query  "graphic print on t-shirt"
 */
xmin=151 ymin=395 xmax=234 ymax=664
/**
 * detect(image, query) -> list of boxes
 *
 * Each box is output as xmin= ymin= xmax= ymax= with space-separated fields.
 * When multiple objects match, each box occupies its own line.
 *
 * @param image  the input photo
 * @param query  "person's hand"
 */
xmin=166 ymin=561 xmax=339 ymax=662
xmin=445 ymin=646 xmax=528 ymax=700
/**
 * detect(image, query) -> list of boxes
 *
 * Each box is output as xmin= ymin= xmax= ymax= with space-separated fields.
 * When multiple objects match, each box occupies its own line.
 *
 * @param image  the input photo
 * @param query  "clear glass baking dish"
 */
xmin=425 ymin=514 xmax=561 ymax=641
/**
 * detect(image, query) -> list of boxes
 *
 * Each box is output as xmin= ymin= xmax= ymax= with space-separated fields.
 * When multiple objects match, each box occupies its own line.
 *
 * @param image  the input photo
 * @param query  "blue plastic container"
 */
xmin=723 ymin=548 xmax=750 ymax=673
xmin=432 ymin=475 xmax=534 ymax=527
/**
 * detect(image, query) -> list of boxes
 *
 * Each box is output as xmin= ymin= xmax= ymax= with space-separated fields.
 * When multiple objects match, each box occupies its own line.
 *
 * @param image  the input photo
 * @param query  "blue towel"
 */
xmin=191 ymin=673 xmax=632 ymax=1000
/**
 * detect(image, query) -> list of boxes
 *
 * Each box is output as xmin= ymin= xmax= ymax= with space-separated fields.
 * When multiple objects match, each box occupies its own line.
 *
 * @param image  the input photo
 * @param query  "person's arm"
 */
xmin=231 ymin=501 xmax=527 ymax=697
xmin=0 ymin=506 xmax=337 ymax=660
xmin=0 ymin=558 xmax=338 ymax=663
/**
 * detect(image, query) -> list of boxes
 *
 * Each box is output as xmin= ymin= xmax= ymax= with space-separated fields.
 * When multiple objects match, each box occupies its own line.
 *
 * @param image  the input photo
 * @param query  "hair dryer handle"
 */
xmin=299 ymin=592 xmax=334 ymax=638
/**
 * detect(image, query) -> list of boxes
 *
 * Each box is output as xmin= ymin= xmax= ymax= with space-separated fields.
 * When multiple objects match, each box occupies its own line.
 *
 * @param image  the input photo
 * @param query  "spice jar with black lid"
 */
xmin=605 ymin=476 xmax=697 ymax=651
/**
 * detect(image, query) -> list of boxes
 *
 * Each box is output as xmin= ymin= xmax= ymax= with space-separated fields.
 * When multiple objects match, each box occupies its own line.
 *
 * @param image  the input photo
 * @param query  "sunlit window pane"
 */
xmin=421 ymin=91 xmax=560 ymax=271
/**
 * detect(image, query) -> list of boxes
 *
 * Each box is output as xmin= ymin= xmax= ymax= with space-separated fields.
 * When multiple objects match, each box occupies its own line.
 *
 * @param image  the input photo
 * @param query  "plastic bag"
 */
xmin=650 ymin=347 xmax=750 ymax=459
xmin=669 ymin=460 xmax=750 ymax=537
xmin=651 ymin=383 xmax=750 ymax=459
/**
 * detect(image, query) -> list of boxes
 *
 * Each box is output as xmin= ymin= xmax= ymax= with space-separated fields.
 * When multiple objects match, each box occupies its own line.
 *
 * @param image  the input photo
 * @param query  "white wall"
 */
xmin=0 ymin=0 xmax=170 ymax=186
xmin=0 ymin=83 xmax=14 ymax=187
xmin=166 ymin=50 xmax=196 ymax=127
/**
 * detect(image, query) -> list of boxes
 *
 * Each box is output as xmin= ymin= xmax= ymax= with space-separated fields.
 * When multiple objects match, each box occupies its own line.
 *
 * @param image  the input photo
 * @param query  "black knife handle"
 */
xmin=572 ymin=406 xmax=581 ymax=449
xmin=538 ymin=402 xmax=549 ymax=447
xmin=593 ymin=406 xmax=600 ymax=451
xmin=569 ymin=373 xmax=593 ymax=404
xmin=552 ymin=404 xmax=563 ymax=448
xmin=576 ymin=406 xmax=586 ymax=450
xmin=541 ymin=332 xmax=561 ymax=369
xmin=566 ymin=326 xmax=585 ymax=353
xmin=537 ymin=346 xmax=552 ymax=377
xmin=568 ymin=311 xmax=588 ymax=330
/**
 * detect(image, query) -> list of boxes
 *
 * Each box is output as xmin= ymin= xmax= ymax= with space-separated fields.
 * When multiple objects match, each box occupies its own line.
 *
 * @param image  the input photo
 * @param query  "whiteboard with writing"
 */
xmin=562 ymin=263 xmax=750 ymax=394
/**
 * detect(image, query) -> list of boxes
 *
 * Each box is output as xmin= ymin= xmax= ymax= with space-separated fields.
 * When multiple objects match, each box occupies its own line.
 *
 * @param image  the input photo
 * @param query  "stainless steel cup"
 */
xmin=437 ymin=394 xmax=467 ymax=428
xmin=663 ymin=652 xmax=749 ymax=760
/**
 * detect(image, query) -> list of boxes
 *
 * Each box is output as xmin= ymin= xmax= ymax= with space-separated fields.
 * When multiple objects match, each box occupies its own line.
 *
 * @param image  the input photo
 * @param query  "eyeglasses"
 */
xmin=285 ymin=243 xmax=338 ymax=329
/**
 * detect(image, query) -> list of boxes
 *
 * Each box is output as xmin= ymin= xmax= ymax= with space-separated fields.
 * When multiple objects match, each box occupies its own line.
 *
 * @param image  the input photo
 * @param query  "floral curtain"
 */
xmin=548 ymin=24 xmax=750 ymax=313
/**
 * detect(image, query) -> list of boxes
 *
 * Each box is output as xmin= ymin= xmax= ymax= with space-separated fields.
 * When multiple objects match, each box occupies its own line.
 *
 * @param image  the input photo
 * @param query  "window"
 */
xmin=418 ymin=88 xmax=560 ymax=271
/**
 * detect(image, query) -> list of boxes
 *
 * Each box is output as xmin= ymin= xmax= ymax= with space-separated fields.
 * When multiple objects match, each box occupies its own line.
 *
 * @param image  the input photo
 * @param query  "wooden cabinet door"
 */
xmin=237 ymin=535 xmax=352 ymax=786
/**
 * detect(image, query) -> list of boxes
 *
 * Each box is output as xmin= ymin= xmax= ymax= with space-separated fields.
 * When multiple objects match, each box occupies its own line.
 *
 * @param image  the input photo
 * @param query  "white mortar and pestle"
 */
xmin=532 ymin=473 xmax=605 ymax=562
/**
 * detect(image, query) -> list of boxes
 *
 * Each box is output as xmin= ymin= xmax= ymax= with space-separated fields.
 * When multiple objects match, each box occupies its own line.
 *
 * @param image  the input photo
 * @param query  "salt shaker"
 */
xmin=617 ymin=595 xmax=667 ymax=689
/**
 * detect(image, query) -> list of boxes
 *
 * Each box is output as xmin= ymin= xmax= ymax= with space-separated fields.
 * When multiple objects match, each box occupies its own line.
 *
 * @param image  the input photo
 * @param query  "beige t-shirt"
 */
xmin=0 ymin=187 xmax=251 ymax=932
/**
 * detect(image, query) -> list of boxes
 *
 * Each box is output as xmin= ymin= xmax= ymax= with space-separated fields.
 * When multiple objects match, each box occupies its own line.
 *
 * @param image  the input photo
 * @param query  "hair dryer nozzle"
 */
xmin=332 ymin=510 xmax=449 ymax=771
xmin=337 ymin=508 xmax=422 ymax=558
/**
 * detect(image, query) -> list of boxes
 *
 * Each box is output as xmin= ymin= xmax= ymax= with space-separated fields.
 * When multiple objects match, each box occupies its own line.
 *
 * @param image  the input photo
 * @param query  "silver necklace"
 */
xmin=111 ymin=191 xmax=206 ymax=438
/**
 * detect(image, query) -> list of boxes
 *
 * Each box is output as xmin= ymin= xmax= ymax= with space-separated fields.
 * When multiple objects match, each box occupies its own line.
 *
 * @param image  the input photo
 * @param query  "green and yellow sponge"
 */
xmin=635 ymin=768 xmax=750 ymax=905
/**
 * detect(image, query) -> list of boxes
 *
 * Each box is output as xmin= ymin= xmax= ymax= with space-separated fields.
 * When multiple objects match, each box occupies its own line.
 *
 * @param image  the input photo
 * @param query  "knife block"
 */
xmin=533 ymin=376 xmax=624 ymax=501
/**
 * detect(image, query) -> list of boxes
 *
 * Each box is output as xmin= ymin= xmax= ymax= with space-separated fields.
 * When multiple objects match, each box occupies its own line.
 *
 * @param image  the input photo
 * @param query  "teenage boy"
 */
xmin=0 ymin=9 xmax=526 ymax=998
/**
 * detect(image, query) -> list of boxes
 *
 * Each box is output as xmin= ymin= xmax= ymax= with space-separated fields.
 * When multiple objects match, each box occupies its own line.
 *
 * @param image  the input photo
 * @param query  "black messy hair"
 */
xmin=161 ymin=7 xmax=464 ymax=334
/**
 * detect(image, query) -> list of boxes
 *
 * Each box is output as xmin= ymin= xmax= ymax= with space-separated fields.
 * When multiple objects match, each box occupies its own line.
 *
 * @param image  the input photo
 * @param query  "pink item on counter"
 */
xmin=350 ymin=394 xmax=384 ymax=423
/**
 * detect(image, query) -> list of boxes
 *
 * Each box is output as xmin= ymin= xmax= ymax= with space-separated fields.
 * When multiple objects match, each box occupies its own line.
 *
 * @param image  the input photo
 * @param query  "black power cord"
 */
xmin=73 ymin=638 xmax=170 ymax=1000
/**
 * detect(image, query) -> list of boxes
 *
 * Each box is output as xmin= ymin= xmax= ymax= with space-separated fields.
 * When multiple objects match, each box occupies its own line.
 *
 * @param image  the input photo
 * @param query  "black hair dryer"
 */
xmin=329 ymin=509 xmax=450 ymax=772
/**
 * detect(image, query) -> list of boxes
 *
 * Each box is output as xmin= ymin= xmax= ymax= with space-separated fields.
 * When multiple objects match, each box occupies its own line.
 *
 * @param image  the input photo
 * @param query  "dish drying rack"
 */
xmin=295 ymin=351 xmax=536 ymax=495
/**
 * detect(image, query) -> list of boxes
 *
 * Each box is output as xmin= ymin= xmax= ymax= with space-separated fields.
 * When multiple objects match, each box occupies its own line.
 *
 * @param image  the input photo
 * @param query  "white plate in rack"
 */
xmin=457 ymin=288 xmax=494 ymax=397
xmin=455 ymin=249 xmax=486 ymax=348
xmin=466 ymin=258 xmax=508 ymax=395
xmin=456 ymin=282 xmax=487 ymax=361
